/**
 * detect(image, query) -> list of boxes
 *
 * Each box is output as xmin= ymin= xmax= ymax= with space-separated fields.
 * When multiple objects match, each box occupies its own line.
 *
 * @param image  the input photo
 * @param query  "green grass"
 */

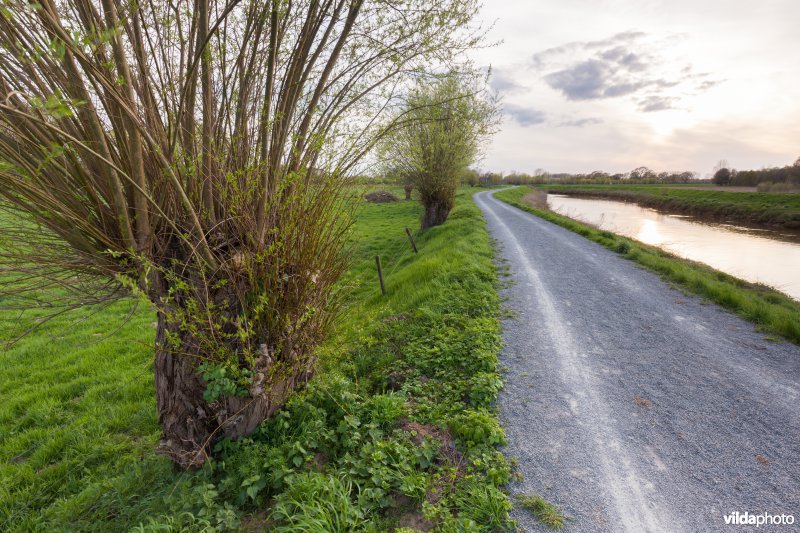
xmin=1 ymin=188 xmax=514 ymax=531
xmin=538 ymin=184 xmax=800 ymax=229
xmin=495 ymin=186 xmax=800 ymax=345
xmin=0 ymin=296 xmax=164 ymax=530
xmin=516 ymin=494 xmax=566 ymax=529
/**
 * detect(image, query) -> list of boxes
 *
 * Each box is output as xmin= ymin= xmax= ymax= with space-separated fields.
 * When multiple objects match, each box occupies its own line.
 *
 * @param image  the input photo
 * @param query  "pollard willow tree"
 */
xmin=382 ymin=73 xmax=497 ymax=228
xmin=0 ymin=0 xmax=486 ymax=467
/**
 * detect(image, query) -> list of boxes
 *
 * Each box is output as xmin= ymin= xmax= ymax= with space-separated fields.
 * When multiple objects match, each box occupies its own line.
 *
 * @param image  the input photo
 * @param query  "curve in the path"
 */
xmin=474 ymin=190 xmax=800 ymax=532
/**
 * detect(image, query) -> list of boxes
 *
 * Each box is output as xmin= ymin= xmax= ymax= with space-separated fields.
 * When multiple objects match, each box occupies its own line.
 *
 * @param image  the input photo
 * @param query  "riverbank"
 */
xmin=537 ymin=184 xmax=800 ymax=230
xmin=495 ymin=187 xmax=800 ymax=345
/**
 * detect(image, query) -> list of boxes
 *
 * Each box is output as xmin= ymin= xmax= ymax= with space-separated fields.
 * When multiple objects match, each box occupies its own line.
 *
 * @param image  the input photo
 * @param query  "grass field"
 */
xmin=538 ymin=184 xmax=800 ymax=230
xmin=495 ymin=186 xmax=800 ymax=345
xmin=0 ymin=189 xmax=516 ymax=531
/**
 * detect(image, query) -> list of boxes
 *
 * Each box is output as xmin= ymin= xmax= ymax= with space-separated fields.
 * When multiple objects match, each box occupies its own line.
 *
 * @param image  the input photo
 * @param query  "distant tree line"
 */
xmin=712 ymin=157 xmax=800 ymax=189
xmin=470 ymin=167 xmax=699 ymax=187
xmin=469 ymin=155 xmax=800 ymax=191
xmin=389 ymin=155 xmax=800 ymax=192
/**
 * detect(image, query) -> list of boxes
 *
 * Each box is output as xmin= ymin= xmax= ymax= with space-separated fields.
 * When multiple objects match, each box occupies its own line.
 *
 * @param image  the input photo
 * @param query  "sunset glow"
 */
xmin=473 ymin=1 xmax=800 ymax=176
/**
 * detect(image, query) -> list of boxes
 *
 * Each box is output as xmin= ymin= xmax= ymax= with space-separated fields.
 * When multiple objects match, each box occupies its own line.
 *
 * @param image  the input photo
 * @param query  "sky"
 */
xmin=471 ymin=0 xmax=800 ymax=176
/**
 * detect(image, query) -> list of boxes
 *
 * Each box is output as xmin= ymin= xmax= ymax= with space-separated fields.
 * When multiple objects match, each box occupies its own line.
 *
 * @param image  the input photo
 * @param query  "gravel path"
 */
xmin=474 ymin=190 xmax=800 ymax=532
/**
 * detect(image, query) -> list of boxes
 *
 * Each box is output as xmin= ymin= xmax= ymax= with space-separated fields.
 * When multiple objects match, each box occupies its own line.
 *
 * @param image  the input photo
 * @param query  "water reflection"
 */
xmin=637 ymin=219 xmax=665 ymax=245
xmin=547 ymin=194 xmax=800 ymax=301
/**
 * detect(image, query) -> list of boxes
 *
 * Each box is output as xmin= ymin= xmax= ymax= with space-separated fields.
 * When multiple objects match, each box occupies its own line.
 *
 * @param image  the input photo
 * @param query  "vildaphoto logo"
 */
xmin=723 ymin=512 xmax=795 ymax=527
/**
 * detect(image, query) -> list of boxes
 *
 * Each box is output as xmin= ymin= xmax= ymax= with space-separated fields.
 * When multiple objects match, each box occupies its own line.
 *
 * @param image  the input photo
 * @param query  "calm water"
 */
xmin=547 ymin=194 xmax=800 ymax=300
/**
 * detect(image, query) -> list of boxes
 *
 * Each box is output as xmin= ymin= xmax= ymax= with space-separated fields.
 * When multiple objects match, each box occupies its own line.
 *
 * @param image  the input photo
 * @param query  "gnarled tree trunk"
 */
xmin=154 ymin=314 xmax=313 ymax=468
xmin=154 ymin=318 xmax=211 ymax=468
xmin=421 ymin=197 xmax=453 ymax=229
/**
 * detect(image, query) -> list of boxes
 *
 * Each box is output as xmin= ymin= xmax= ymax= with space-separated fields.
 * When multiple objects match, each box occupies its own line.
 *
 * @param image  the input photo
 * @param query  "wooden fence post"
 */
xmin=375 ymin=255 xmax=386 ymax=295
xmin=405 ymin=227 xmax=418 ymax=253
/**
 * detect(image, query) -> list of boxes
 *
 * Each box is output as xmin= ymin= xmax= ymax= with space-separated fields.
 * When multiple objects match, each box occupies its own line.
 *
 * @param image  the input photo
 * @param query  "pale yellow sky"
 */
xmin=473 ymin=0 xmax=800 ymax=175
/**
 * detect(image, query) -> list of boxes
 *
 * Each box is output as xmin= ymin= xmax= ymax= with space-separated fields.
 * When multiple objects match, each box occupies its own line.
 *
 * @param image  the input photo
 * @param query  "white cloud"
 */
xmin=504 ymin=104 xmax=547 ymax=126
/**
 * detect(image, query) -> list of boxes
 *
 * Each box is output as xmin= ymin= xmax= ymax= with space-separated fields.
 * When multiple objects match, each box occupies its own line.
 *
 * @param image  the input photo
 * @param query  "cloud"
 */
xmin=504 ymin=104 xmax=546 ymax=126
xmin=637 ymin=95 xmax=679 ymax=112
xmin=558 ymin=117 xmax=603 ymax=127
xmin=540 ymin=37 xmax=659 ymax=101
xmin=682 ymin=68 xmax=725 ymax=91
xmin=489 ymin=67 xmax=526 ymax=94
xmin=598 ymin=46 xmax=648 ymax=72
xmin=531 ymin=31 xmax=646 ymax=68
xmin=697 ymin=80 xmax=722 ymax=91
xmin=533 ymin=32 xmax=719 ymax=111
xmin=543 ymin=59 xmax=608 ymax=100
xmin=603 ymin=81 xmax=650 ymax=98
xmin=543 ymin=59 xmax=658 ymax=101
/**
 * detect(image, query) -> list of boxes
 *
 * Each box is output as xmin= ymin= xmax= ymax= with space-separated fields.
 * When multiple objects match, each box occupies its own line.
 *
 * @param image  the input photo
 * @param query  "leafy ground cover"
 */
xmin=538 ymin=184 xmax=800 ymax=229
xmin=0 ymin=189 xmax=515 ymax=531
xmin=495 ymin=187 xmax=800 ymax=345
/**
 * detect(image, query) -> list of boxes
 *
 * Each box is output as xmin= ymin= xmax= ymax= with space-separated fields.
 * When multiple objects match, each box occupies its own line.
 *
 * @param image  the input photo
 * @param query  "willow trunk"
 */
xmin=153 ymin=314 xmax=311 ymax=468
xmin=421 ymin=198 xmax=453 ymax=229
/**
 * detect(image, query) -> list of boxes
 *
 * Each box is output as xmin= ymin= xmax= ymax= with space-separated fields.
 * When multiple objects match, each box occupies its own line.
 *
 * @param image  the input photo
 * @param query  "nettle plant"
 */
xmin=0 ymin=0 xmax=486 ymax=467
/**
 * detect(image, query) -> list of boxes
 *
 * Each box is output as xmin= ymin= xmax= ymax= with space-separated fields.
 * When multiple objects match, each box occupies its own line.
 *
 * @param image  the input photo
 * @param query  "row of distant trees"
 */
xmin=466 ymin=167 xmax=699 ymax=187
xmin=457 ymin=156 xmax=800 ymax=189
xmin=712 ymin=158 xmax=800 ymax=188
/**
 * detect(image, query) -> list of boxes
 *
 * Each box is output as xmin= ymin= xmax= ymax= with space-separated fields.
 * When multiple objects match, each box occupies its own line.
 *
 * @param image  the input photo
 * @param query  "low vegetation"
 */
xmin=495 ymin=187 xmax=800 ymax=345
xmin=364 ymin=191 xmax=400 ymax=203
xmin=757 ymin=181 xmax=800 ymax=193
xmin=536 ymin=184 xmax=800 ymax=230
xmin=520 ymin=189 xmax=548 ymax=210
xmin=1 ymin=189 xmax=515 ymax=531
xmin=516 ymin=494 xmax=567 ymax=529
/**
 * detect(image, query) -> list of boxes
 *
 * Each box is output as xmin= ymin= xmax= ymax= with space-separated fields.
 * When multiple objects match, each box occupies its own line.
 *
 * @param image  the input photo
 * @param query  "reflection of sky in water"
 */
xmin=547 ymin=195 xmax=800 ymax=301
xmin=637 ymin=219 xmax=664 ymax=245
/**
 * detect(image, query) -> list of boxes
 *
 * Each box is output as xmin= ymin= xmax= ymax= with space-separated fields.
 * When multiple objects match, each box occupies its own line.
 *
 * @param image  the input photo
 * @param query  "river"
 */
xmin=546 ymin=194 xmax=800 ymax=301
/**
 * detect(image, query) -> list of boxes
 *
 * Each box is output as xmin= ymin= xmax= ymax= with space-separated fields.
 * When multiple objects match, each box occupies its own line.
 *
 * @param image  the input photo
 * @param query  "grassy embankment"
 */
xmin=538 ymin=184 xmax=800 ymax=230
xmin=495 ymin=186 xmax=800 ymax=345
xmin=0 ymin=189 xmax=518 ymax=531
